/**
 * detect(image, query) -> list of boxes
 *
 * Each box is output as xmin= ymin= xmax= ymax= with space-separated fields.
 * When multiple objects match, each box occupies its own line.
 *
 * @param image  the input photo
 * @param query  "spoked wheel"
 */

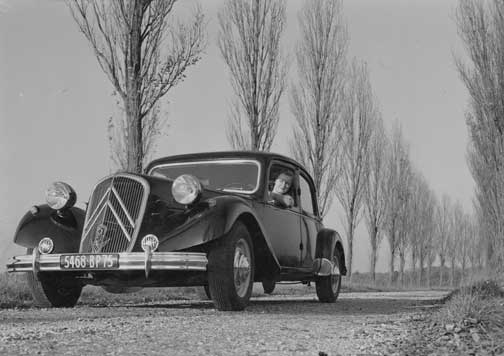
xmin=208 ymin=221 xmax=254 ymax=311
xmin=262 ymin=279 xmax=276 ymax=294
xmin=315 ymin=249 xmax=342 ymax=303
xmin=26 ymin=249 xmax=82 ymax=308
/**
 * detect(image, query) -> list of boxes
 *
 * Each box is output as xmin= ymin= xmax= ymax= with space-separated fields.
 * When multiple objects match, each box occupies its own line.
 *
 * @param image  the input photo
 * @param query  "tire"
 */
xmin=315 ymin=248 xmax=342 ymax=303
xmin=26 ymin=249 xmax=82 ymax=308
xmin=207 ymin=221 xmax=254 ymax=311
xmin=262 ymin=279 xmax=276 ymax=294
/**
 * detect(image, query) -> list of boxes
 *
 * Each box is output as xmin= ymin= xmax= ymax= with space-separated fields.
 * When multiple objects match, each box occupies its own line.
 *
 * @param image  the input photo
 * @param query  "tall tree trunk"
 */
xmin=419 ymin=253 xmax=425 ymax=287
xmin=410 ymin=253 xmax=416 ymax=287
xmin=347 ymin=216 xmax=355 ymax=279
xmin=370 ymin=228 xmax=378 ymax=283
xmin=389 ymin=243 xmax=395 ymax=285
xmin=439 ymin=258 xmax=445 ymax=286
xmin=427 ymin=263 xmax=432 ymax=288
xmin=125 ymin=0 xmax=144 ymax=173
xmin=399 ymin=252 xmax=405 ymax=286
xmin=450 ymin=258 xmax=456 ymax=287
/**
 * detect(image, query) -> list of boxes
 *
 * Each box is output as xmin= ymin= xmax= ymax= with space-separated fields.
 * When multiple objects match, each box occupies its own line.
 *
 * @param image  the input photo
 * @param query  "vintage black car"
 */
xmin=7 ymin=151 xmax=347 ymax=311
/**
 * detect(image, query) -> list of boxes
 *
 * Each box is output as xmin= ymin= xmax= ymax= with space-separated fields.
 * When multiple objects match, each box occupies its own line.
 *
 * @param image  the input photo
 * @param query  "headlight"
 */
xmin=141 ymin=234 xmax=159 ymax=252
xmin=45 ymin=182 xmax=76 ymax=210
xmin=38 ymin=237 xmax=54 ymax=254
xmin=171 ymin=174 xmax=202 ymax=205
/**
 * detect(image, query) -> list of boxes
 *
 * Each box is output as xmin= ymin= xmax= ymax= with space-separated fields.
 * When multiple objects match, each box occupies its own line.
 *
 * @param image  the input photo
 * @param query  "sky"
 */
xmin=0 ymin=0 xmax=471 ymax=273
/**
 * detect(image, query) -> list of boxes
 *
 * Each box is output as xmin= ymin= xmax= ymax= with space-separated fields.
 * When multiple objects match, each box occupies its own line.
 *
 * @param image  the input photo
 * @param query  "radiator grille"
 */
xmin=80 ymin=175 xmax=148 ymax=253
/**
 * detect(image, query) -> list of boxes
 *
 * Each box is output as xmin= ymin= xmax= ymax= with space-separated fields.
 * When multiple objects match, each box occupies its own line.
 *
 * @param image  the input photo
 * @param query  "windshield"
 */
xmin=149 ymin=160 xmax=260 ymax=194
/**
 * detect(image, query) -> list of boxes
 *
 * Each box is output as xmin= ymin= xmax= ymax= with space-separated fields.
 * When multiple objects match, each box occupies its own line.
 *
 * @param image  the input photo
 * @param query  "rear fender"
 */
xmin=13 ymin=204 xmax=85 ymax=253
xmin=314 ymin=228 xmax=347 ymax=276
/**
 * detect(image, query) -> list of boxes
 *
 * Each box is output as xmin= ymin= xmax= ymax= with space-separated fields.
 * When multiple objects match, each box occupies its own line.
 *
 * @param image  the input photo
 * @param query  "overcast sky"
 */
xmin=0 ymin=0 xmax=471 ymax=273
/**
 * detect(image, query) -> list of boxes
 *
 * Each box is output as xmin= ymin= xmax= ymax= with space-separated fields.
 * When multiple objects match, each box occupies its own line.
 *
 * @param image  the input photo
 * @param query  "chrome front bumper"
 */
xmin=7 ymin=248 xmax=208 ymax=278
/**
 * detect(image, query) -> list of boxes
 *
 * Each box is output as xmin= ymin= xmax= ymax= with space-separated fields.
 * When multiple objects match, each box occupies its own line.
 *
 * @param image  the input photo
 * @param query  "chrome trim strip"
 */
xmin=83 ymin=186 xmax=110 ymax=235
xmin=6 ymin=252 xmax=208 ymax=273
xmin=83 ymin=197 xmax=109 ymax=239
xmin=107 ymin=200 xmax=132 ymax=242
xmin=148 ymin=159 xmax=262 ymax=195
xmin=111 ymin=186 xmax=135 ymax=227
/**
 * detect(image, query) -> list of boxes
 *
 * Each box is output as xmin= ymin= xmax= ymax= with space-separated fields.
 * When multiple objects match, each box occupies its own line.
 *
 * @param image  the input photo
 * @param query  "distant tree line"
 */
xmin=219 ymin=0 xmax=486 ymax=287
xmin=455 ymin=0 xmax=504 ymax=273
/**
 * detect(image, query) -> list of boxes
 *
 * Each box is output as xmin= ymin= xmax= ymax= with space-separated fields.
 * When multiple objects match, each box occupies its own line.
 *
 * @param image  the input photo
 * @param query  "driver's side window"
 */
xmin=267 ymin=164 xmax=297 ymax=208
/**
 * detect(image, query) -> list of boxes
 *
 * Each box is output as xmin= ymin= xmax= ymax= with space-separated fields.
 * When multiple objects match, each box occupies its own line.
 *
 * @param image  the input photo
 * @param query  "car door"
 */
xmin=257 ymin=162 xmax=302 ymax=267
xmin=298 ymin=172 xmax=321 ymax=268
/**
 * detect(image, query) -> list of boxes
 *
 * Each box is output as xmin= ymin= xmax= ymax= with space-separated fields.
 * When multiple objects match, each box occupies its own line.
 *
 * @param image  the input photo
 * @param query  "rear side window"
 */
xmin=299 ymin=174 xmax=315 ymax=216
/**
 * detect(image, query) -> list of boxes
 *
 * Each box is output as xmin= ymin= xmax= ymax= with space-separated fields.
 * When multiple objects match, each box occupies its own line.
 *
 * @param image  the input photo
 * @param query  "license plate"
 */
xmin=60 ymin=254 xmax=119 ymax=270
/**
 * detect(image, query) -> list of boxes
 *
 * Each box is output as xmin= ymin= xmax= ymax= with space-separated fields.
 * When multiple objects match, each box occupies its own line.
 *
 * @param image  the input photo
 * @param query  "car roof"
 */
xmin=145 ymin=151 xmax=307 ymax=174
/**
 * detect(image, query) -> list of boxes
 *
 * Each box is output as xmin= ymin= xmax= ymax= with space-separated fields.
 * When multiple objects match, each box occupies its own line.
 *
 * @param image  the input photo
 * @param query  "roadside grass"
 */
xmin=385 ymin=273 xmax=504 ymax=355
xmin=0 ymin=273 xmax=32 ymax=308
xmin=435 ymin=274 xmax=504 ymax=349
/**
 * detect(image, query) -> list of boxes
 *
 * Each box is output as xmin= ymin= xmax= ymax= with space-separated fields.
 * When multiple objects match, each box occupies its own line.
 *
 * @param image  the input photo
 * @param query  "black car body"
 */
xmin=7 ymin=151 xmax=347 ymax=310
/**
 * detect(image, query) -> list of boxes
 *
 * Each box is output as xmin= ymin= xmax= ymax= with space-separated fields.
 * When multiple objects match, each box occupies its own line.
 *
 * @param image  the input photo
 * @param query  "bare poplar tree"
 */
xmin=457 ymin=212 xmax=472 ymax=283
xmin=218 ymin=0 xmax=287 ymax=151
xmin=363 ymin=116 xmax=389 ymax=282
xmin=455 ymin=0 xmax=504 ymax=269
xmin=436 ymin=194 xmax=452 ymax=286
xmin=289 ymin=0 xmax=348 ymax=217
xmin=396 ymin=161 xmax=413 ymax=287
xmin=68 ymin=0 xmax=206 ymax=172
xmin=383 ymin=122 xmax=411 ymax=285
xmin=448 ymin=202 xmax=464 ymax=287
xmin=405 ymin=171 xmax=422 ymax=286
xmin=417 ymin=181 xmax=436 ymax=286
xmin=425 ymin=199 xmax=438 ymax=288
xmin=335 ymin=60 xmax=374 ymax=278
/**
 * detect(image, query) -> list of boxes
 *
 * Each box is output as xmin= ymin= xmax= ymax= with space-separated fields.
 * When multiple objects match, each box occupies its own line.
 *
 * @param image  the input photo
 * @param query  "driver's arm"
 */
xmin=269 ymin=192 xmax=294 ymax=208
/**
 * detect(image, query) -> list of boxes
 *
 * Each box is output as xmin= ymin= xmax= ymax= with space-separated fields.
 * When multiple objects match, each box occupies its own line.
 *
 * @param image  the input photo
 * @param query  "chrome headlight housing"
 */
xmin=171 ymin=174 xmax=202 ymax=205
xmin=45 ymin=182 xmax=76 ymax=210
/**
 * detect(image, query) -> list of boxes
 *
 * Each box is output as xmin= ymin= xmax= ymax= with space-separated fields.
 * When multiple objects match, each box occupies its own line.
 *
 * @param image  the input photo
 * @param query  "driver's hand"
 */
xmin=283 ymin=196 xmax=293 ymax=207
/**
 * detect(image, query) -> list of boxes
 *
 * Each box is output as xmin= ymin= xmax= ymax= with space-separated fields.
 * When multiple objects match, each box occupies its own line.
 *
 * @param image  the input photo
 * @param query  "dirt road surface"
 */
xmin=0 ymin=288 xmax=448 ymax=356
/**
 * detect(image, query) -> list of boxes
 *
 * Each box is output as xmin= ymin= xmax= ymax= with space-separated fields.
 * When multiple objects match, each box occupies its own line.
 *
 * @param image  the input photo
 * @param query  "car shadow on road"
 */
xmin=112 ymin=296 xmax=443 ymax=315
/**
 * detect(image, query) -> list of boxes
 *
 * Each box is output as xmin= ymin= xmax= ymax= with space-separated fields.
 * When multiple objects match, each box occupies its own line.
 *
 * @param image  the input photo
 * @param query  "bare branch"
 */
xmin=218 ymin=0 xmax=287 ymax=151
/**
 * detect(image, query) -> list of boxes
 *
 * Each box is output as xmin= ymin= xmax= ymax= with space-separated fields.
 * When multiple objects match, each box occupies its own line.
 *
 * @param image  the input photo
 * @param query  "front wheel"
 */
xmin=315 ymin=249 xmax=342 ymax=303
xmin=207 ymin=221 xmax=254 ymax=311
xmin=26 ymin=249 xmax=82 ymax=308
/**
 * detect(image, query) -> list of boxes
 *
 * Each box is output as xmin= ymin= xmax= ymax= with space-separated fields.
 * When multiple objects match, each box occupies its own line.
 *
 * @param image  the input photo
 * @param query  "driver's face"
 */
xmin=273 ymin=174 xmax=292 ymax=194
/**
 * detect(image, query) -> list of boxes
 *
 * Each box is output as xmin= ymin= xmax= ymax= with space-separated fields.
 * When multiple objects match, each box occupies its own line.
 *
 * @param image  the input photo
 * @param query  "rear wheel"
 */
xmin=207 ymin=221 xmax=254 ymax=311
xmin=315 ymin=249 xmax=342 ymax=303
xmin=26 ymin=249 xmax=82 ymax=308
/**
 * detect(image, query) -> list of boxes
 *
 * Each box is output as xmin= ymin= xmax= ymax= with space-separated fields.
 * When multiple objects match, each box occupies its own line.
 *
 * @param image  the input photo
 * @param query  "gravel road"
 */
xmin=0 ymin=288 xmax=448 ymax=356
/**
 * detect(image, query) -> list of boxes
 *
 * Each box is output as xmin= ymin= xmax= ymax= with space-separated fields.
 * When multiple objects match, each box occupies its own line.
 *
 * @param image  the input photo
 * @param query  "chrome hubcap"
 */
xmin=234 ymin=239 xmax=251 ymax=298
xmin=331 ymin=257 xmax=341 ymax=291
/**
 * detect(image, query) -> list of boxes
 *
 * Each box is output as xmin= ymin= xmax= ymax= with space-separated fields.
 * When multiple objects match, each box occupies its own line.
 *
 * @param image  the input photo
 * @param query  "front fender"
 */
xmin=13 ymin=204 xmax=85 ymax=253
xmin=156 ymin=196 xmax=265 ymax=252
